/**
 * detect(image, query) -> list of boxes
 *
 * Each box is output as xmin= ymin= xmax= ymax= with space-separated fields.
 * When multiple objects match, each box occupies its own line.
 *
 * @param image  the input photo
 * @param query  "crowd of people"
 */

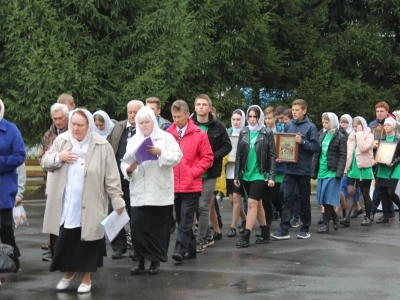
xmin=1 ymin=93 xmax=400 ymax=294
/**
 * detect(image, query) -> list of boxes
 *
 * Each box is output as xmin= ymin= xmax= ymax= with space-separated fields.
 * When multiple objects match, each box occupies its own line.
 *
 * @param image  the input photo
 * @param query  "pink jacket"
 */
xmin=345 ymin=128 xmax=375 ymax=173
xmin=167 ymin=120 xmax=214 ymax=193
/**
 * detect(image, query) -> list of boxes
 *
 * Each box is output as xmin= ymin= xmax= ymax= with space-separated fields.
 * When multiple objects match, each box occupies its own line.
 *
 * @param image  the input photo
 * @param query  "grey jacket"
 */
xmin=16 ymin=163 xmax=26 ymax=199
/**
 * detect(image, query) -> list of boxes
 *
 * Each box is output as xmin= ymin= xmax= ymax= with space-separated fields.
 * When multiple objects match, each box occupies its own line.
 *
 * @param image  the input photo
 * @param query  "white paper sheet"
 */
xmin=101 ymin=209 xmax=130 ymax=242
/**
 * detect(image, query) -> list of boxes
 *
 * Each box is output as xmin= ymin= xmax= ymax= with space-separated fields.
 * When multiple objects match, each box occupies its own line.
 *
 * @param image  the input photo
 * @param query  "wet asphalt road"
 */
xmin=1 ymin=198 xmax=400 ymax=300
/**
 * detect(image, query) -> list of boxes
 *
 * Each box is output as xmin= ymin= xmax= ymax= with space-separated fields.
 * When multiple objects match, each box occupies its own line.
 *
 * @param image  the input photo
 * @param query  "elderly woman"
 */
xmin=121 ymin=106 xmax=182 ymax=275
xmin=93 ymin=110 xmax=115 ymax=138
xmin=0 ymin=99 xmax=25 ymax=271
xmin=41 ymin=108 xmax=125 ymax=294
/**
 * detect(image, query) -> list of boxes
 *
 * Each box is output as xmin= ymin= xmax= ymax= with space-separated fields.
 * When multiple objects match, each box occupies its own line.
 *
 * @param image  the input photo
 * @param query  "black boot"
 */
xmin=130 ymin=259 xmax=145 ymax=275
xmin=318 ymin=221 xmax=330 ymax=234
xmin=255 ymin=226 xmax=270 ymax=244
xmin=236 ymin=229 xmax=251 ymax=248
xmin=332 ymin=212 xmax=339 ymax=231
xmin=318 ymin=213 xmax=324 ymax=225
xmin=149 ymin=261 xmax=160 ymax=275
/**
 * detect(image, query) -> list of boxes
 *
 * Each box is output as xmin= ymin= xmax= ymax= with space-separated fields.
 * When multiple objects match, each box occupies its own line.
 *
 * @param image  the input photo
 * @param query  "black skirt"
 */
xmin=50 ymin=226 xmax=106 ymax=273
xmin=376 ymin=178 xmax=398 ymax=189
xmin=131 ymin=205 xmax=172 ymax=263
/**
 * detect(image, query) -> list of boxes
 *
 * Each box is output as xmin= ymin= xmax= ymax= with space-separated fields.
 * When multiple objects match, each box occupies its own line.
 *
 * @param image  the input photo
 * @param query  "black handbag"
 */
xmin=0 ymin=244 xmax=17 ymax=274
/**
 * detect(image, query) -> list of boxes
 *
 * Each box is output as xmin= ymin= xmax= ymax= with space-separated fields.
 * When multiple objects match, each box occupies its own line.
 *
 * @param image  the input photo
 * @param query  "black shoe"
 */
xmin=351 ymin=209 xmax=363 ymax=218
xmin=172 ymin=253 xmax=183 ymax=262
xmin=42 ymin=252 xmax=52 ymax=262
xmin=183 ymin=252 xmax=197 ymax=260
xmin=130 ymin=260 xmax=145 ymax=275
xmin=236 ymin=229 xmax=251 ymax=248
xmin=239 ymin=221 xmax=246 ymax=234
xmin=41 ymin=244 xmax=50 ymax=251
xmin=227 ymin=227 xmax=236 ymax=237
xmin=255 ymin=226 xmax=270 ymax=244
xmin=376 ymin=217 xmax=389 ymax=224
xmin=111 ymin=250 xmax=126 ymax=259
xmin=317 ymin=222 xmax=330 ymax=234
xmin=318 ymin=213 xmax=324 ymax=225
xmin=273 ymin=212 xmax=280 ymax=221
xmin=149 ymin=261 xmax=160 ymax=275
xmin=332 ymin=213 xmax=339 ymax=231
xmin=339 ymin=218 xmax=350 ymax=227
xmin=213 ymin=231 xmax=222 ymax=240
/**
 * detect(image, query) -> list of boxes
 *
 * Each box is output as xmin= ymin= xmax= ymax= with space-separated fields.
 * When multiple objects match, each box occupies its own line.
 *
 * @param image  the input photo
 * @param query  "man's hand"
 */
xmin=234 ymin=180 xmax=240 ymax=188
xmin=295 ymin=132 xmax=303 ymax=144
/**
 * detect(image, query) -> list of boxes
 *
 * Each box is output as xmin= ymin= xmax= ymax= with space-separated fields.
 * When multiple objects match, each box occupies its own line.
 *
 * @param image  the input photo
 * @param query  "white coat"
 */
xmin=121 ymin=129 xmax=182 ymax=207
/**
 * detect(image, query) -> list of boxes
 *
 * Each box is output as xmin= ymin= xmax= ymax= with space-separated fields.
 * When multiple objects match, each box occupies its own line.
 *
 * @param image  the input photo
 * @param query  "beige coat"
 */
xmin=41 ymin=132 xmax=125 ymax=241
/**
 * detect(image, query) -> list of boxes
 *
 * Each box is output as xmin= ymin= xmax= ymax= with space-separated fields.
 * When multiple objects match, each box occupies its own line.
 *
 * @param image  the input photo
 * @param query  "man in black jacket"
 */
xmin=191 ymin=94 xmax=232 ymax=253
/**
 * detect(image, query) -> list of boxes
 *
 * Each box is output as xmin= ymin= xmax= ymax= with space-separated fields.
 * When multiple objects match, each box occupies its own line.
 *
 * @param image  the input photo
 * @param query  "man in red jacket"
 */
xmin=167 ymin=100 xmax=214 ymax=262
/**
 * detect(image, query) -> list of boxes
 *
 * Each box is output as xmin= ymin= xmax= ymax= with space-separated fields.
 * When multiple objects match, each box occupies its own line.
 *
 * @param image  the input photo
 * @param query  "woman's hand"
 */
xmin=15 ymin=197 xmax=22 ymax=206
xmin=59 ymin=148 xmax=78 ymax=163
xmin=234 ymin=180 xmax=240 ymax=188
xmin=116 ymin=207 xmax=125 ymax=215
xmin=356 ymin=124 xmax=363 ymax=132
xmin=126 ymin=161 xmax=138 ymax=173
xmin=267 ymin=180 xmax=275 ymax=187
xmin=147 ymin=145 xmax=162 ymax=156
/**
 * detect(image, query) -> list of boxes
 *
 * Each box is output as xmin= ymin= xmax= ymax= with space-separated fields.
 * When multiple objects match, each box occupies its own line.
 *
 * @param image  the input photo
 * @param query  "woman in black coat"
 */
xmin=312 ymin=113 xmax=347 ymax=233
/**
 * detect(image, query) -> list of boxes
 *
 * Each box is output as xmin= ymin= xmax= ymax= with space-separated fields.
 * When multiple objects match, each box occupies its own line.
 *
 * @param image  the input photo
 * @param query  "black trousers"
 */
xmin=174 ymin=193 xmax=200 ymax=256
xmin=110 ymin=182 xmax=131 ymax=253
xmin=280 ymin=174 xmax=312 ymax=233
xmin=0 ymin=208 xmax=21 ymax=258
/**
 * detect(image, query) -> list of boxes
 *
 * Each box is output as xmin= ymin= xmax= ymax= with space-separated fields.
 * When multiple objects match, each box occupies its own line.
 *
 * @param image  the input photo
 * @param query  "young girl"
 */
xmin=312 ymin=113 xmax=347 ymax=233
xmin=234 ymin=105 xmax=276 ymax=247
xmin=340 ymin=116 xmax=375 ymax=227
xmin=93 ymin=110 xmax=115 ymax=138
xmin=375 ymin=117 xmax=400 ymax=223
xmin=226 ymin=110 xmax=247 ymax=237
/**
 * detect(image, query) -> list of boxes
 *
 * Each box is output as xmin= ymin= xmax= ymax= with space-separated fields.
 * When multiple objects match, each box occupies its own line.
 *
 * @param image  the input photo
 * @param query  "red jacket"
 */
xmin=167 ymin=120 xmax=213 ymax=193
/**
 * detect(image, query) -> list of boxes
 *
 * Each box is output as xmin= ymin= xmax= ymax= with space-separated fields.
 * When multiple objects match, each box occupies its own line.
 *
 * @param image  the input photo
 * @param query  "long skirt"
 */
xmin=316 ymin=178 xmax=341 ymax=206
xmin=50 ymin=226 xmax=106 ymax=272
xmin=131 ymin=205 xmax=172 ymax=263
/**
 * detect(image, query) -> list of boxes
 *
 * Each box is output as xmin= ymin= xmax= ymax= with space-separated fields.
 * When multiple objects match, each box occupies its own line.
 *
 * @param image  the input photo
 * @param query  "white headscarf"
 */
xmin=354 ymin=116 xmax=368 ymax=132
xmin=322 ymin=112 xmax=339 ymax=134
xmin=246 ymin=105 xmax=265 ymax=133
xmin=231 ymin=109 xmax=246 ymax=136
xmin=0 ymin=99 xmax=4 ymax=122
xmin=340 ymin=114 xmax=353 ymax=134
xmin=93 ymin=110 xmax=115 ymax=138
xmin=69 ymin=109 xmax=96 ymax=158
xmin=384 ymin=117 xmax=399 ymax=137
xmin=134 ymin=106 xmax=160 ymax=141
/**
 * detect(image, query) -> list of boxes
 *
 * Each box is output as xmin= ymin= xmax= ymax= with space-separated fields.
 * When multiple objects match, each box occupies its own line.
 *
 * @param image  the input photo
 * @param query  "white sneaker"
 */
xmin=56 ymin=273 xmax=76 ymax=290
xmin=77 ymin=282 xmax=92 ymax=293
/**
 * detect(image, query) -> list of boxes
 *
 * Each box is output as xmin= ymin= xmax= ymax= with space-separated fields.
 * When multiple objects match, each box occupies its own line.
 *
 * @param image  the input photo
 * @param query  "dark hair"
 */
xmin=283 ymin=109 xmax=293 ymax=118
xmin=247 ymin=106 xmax=261 ymax=121
xmin=232 ymin=109 xmax=242 ymax=117
xmin=275 ymin=105 xmax=286 ymax=115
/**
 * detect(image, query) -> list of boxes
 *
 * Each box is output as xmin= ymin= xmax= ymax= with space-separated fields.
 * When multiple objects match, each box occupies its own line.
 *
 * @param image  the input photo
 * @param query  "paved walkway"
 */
xmin=1 ymin=198 xmax=400 ymax=300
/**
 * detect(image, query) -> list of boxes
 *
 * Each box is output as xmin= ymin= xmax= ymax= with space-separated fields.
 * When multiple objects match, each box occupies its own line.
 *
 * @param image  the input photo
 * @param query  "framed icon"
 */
xmin=275 ymin=133 xmax=299 ymax=163
xmin=372 ymin=124 xmax=385 ymax=142
xmin=375 ymin=141 xmax=398 ymax=164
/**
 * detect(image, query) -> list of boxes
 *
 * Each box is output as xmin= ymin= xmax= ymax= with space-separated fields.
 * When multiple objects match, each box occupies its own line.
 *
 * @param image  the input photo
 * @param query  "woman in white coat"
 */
xmin=121 ymin=106 xmax=182 ymax=276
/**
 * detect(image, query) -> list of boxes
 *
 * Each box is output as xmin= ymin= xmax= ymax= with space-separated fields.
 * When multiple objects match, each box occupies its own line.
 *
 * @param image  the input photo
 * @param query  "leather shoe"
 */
xmin=149 ymin=261 xmax=160 ymax=275
xmin=183 ymin=252 xmax=197 ymax=260
xmin=130 ymin=260 xmax=145 ymax=275
xmin=56 ymin=273 xmax=76 ymax=290
xmin=227 ymin=227 xmax=236 ymax=237
xmin=376 ymin=218 xmax=389 ymax=224
xmin=41 ymin=244 xmax=50 ymax=251
xmin=77 ymin=282 xmax=91 ymax=293
xmin=172 ymin=253 xmax=182 ymax=262
xmin=111 ymin=251 xmax=126 ymax=259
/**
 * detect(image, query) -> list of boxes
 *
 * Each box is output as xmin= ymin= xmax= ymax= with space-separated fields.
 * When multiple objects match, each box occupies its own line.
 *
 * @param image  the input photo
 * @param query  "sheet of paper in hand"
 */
xmin=135 ymin=137 xmax=158 ymax=164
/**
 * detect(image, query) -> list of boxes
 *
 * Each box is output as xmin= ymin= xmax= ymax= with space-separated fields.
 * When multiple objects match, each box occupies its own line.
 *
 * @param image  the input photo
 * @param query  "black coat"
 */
xmin=191 ymin=113 xmax=232 ymax=178
xmin=311 ymin=129 xmax=347 ymax=179
xmin=234 ymin=127 xmax=276 ymax=181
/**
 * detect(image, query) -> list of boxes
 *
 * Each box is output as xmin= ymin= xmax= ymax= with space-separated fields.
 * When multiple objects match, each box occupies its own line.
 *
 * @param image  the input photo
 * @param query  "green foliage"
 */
xmin=1 ymin=0 xmax=400 ymax=145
